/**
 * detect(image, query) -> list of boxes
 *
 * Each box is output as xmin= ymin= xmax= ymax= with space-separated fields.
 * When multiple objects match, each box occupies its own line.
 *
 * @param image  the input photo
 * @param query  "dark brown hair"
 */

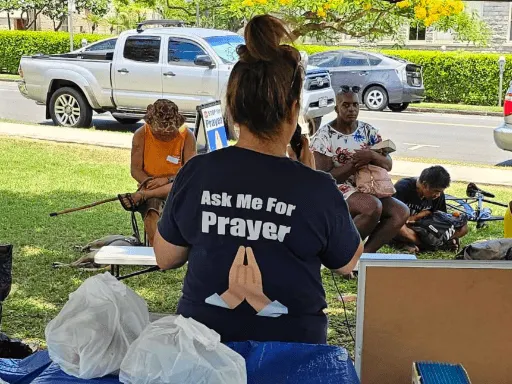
xmin=227 ymin=15 xmax=303 ymax=139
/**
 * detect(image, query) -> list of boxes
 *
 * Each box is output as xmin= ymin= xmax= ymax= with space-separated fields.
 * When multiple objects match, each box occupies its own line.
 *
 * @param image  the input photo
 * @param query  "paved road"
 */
xmin=1 ymin=81 xmax=510 ymax=166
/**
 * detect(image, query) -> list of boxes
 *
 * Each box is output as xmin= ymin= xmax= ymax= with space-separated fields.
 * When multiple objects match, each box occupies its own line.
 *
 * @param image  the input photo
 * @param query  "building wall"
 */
xmin=306 ymin=1 xmax=512 ymax=53
xmin=482 ymin=1 xmax=510 ymax=46
xmin=0 ymin=9 xmax=115 ymax=34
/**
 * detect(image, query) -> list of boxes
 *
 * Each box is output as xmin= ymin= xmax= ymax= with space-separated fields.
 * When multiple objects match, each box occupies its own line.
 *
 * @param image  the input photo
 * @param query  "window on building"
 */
xmin=123 ymin=36 xmax=161 ymax=63
xmin=409 ymin=23 xmax=426 ymax=41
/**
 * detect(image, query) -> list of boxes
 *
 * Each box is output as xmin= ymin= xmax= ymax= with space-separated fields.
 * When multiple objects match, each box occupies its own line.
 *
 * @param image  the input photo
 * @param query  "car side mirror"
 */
xmin=195 ymin=55 xmax=215 ymax=68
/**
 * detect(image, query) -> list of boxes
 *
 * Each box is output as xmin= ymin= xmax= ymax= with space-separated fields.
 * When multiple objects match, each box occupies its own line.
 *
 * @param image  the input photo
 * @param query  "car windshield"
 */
xmin=204 ymin=35 xmax=245 ymax=64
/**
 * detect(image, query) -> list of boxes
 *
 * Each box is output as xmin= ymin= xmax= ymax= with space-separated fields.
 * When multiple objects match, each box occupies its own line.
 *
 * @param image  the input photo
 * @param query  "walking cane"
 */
xmin=49 ymin=197 xmax=119 ymax=217
xmin=49 ymin=177 xmax=154 ymax=217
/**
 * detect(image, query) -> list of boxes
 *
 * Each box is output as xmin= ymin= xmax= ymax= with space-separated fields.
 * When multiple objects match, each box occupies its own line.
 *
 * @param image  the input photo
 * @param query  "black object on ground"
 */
xmin=0 ymin=244 xmax=34 ymax=359
xmin=0 ymin=244 xmax=13 ymax=330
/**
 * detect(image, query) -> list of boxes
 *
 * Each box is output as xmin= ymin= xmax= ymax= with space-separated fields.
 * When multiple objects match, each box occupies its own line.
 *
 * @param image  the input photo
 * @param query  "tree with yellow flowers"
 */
xmin=228 ymin=0 xmax=490 ymax=45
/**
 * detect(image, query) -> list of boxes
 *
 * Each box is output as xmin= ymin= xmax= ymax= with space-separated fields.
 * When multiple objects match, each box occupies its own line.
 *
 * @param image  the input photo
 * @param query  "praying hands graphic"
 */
xmin=205 ymin=246 xmax=288 ymax=318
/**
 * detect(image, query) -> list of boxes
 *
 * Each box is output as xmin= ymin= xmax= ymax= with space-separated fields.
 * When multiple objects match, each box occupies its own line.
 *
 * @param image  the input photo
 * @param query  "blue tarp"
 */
xmin=0 ymin=342 xmax=359 ymax=384
xmin=226 ymin=341 xmax=360 ymax=384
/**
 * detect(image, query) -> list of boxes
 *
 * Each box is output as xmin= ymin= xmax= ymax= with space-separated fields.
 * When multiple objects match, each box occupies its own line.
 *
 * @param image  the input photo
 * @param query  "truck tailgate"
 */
xmin=19 ymin=56 xmax=114 ymax=108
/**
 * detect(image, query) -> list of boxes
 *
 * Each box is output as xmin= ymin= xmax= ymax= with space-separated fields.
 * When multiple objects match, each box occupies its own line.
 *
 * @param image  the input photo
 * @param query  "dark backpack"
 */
xmin=410 ymin=211 xmax=468 ymax=251
xmin=456 ymin=239 xmax=512 ymax=260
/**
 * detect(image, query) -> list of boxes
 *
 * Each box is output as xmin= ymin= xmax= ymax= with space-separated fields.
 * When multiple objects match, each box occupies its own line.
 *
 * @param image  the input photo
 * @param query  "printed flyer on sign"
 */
xmin=201 ymin=103 xmax=228 ymax=151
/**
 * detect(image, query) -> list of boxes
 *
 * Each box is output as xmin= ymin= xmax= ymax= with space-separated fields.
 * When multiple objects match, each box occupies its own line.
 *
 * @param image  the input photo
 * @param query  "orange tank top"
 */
xmin=143 ymin=124 xmax=189 ymax=178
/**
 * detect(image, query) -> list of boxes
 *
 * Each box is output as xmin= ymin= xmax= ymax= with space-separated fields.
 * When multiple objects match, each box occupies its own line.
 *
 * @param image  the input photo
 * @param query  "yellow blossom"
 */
xmin=414 ymin=5 xmax=427 ymax=20
xmin=397 ymin=0 xmax=410 ymax=9
xmin=363 ymin=1 xmax=371 ymax=11
xmin=241 ymin=0 xmax=254 ymax=6
xmin=324 ymin=2 xmax=331 ymax=9
xmin=316 ymin=7 xmax=326 ymax=17
xmin=279 ymin=0 xmax=291 ymax=4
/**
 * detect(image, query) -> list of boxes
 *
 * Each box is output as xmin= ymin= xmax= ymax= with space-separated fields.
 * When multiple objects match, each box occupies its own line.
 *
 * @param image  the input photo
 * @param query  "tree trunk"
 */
xmin=54 ymin=17 xmax=64 ymax=31
xmin=7 ymin=12 xmax=11 ymax=30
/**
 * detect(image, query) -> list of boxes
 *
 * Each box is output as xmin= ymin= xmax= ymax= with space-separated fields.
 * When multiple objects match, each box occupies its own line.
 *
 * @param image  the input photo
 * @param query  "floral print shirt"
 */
xmin=310 ymin=121 xmax=382 ymax=191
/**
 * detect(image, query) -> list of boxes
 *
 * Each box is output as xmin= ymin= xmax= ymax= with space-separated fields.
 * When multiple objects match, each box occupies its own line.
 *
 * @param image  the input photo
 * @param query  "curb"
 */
xmin=407 ymin=107 xmax=502 ymax=117
xmin=0 ymin=78 xmax=19 ymax=83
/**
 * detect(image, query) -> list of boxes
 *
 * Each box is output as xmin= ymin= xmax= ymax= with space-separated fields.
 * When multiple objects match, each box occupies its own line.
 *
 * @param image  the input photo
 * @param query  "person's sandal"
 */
xmin=118 ymin=191 xmax=145 ymax=212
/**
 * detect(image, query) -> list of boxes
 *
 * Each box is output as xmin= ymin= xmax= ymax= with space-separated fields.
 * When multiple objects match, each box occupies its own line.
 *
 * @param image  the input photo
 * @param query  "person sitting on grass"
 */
xmin=393 ymin=166 xmax=468 ymax=253
xmin=120 ymin=99 xmax=196 ymax=245
xmin=311 ymin=87 xmax=409 ymax=253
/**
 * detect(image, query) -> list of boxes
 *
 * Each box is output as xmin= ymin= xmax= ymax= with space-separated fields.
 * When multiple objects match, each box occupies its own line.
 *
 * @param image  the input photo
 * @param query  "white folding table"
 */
xmin=94 ymin=246 xmax=158 ymax=280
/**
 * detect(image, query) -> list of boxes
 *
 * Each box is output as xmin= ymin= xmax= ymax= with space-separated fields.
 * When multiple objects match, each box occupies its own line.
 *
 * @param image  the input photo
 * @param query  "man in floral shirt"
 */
xmin=311 ymin=87 xmax=409 ymax=253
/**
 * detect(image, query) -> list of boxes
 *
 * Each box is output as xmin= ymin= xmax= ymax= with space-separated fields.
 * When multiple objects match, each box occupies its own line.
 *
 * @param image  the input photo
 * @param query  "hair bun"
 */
xmin=240 ymin=15 xmax=294 ymax=63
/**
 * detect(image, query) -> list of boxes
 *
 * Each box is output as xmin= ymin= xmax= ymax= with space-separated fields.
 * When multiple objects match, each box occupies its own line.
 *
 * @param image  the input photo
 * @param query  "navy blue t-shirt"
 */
xmin=157 ymin=146 xmax=360 ymax=344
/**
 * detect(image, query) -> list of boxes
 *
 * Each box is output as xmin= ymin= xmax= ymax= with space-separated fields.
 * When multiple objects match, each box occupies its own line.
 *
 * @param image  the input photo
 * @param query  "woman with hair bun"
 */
xmin=153 ymin=15 xmax=363 ymax=344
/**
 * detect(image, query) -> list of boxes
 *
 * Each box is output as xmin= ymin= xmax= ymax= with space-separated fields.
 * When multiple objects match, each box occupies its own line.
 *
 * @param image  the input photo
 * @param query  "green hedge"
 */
xmin=0 ymin=31 xmax=109 ymax=74
xmin=298 ymin=44 xmax=512 ymax=106
xmin=1 ymin=33 xmax=510 ymax=106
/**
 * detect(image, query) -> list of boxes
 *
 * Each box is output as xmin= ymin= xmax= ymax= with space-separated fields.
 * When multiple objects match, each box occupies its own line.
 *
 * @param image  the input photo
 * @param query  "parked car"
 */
xmin=17 ymin=24 xmax=334 ymax=133
xmin=494 ymin=80 xmax=512 ymax=152
xmin=308 ymin=50 xmax=425 ymax=112
xmin=71 ymin=37 xmax=118 ymax=57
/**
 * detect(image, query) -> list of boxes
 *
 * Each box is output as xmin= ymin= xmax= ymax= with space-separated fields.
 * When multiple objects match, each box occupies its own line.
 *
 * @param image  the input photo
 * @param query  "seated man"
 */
xmin=394 ymin=166 xmax=468 ymax=252
xmin=121 ymin=99 xmax=196 ymax=245
xmin=311 ymin=86 xmax=409 ymax=253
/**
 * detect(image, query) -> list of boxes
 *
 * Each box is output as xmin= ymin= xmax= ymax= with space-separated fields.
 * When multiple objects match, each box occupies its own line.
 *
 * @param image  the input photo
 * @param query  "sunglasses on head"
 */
xmin=340 ymin=85 xmax=361 ymax=93
xmin=290 ymin=61 xmax=305 ymax=89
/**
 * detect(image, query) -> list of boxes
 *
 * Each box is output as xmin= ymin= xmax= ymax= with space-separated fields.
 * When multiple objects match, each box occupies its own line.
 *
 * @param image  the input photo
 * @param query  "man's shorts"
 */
xmin=338 ymin=183 xmax=358 ymax=200
xmin=137 ymin=197 xmax=165 ymax=219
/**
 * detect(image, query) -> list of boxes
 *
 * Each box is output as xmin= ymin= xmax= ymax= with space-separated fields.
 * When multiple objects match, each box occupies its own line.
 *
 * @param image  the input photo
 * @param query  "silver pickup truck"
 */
xmin=18 ymin=21 xmax=335 ymax=133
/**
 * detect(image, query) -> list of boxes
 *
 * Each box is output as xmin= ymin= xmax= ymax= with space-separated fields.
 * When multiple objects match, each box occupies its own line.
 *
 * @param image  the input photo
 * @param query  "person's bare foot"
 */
xmin=401 ymin=243 xmax=419 ymax=254
xmin=119 ymin=191 xmax=144 ymax=210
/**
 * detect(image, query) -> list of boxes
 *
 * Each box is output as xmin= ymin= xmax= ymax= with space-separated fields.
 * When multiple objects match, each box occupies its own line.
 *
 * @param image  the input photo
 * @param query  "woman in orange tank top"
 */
xmin=120 ymin=99 xmax=196 ymax=245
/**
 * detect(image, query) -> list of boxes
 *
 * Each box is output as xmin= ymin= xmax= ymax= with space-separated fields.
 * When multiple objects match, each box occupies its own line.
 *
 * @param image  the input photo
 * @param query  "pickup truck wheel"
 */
xmin=364 ymin=86 xmax=388 ymax=112
xmin=114 ymin=117 xmax=141 ymax=125
xmin=388 ymin=103 xmax=410 ymax=112
xmin=50 ymin=87 xmax=93 ymax=128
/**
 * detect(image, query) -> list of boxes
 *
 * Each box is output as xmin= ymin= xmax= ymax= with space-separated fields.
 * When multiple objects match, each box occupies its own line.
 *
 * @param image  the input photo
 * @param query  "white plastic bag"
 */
xmin=119 ymin=315 xmax=247 ymax=384
xmin=45 ymin=272 xmax=150 ymax=379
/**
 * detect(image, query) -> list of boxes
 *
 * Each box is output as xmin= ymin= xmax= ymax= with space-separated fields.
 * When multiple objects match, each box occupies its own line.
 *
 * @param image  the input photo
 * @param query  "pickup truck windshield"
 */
xmin=204 ymin=35 xmax=245 ymax=64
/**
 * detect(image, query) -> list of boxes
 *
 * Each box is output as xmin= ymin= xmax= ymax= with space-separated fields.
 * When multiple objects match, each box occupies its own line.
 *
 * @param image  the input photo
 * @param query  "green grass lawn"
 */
xmin=0 ymin=73 xmax=20 ymax=81
xmin=413 ymin=103 xmax=502 ymax=114
xmin=1 ymin=138 xmax=509 ymax=354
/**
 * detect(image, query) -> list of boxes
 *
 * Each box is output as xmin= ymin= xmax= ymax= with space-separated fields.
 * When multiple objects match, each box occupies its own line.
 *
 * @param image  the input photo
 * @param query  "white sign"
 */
xmin=198 ymin=103 xmax=228 ymax=151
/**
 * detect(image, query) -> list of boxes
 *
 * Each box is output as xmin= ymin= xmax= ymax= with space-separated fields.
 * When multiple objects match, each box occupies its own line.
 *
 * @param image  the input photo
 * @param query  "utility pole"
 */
xmin=186 ymin=0 xmax=200 ymax=27
xmin=196 ymin=0 xmax=200 ymax=27
xmin=68 ymin=0 xmax=74 ymax=51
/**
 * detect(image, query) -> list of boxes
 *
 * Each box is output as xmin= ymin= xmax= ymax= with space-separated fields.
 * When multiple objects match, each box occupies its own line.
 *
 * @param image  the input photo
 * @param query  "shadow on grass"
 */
xmin=39 ymin=116 xmax=142 ymax=133
xmin=0 ymin=189 xmax=185 ymax=342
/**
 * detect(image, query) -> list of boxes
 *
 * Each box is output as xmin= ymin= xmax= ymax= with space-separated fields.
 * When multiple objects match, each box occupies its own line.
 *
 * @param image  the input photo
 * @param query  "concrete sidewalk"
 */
xmin=0 ymin=122 xmax=132 ymax=149
xmin=1 ymin=121 xmax=511 ymax=186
